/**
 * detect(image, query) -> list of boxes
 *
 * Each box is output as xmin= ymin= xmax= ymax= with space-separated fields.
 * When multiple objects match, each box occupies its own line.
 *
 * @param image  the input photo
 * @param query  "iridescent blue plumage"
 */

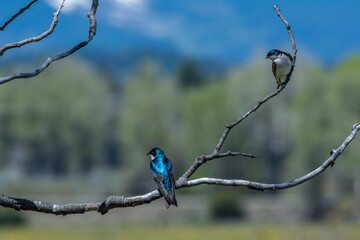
xmin=148 ymin=147 xmax=178 ymax=209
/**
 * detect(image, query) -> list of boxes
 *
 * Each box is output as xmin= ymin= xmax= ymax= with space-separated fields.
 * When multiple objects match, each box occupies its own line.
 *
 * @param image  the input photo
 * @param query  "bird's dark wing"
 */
xmin=151 ymin=161 xmax=174 ymax=208
xmin=283 ymin=52 xmax=293 ymax=62
xmin=165 ymin=157 xmax=177 ymax=204
xmin=164 ymin=157 xmax=178 ymax=207
xmin=272 ymin=62 xmax=277 ymax=79
xmin=152 ymin=173 xmax=172 ymax=207
xmin=168 ymin=171 xmax=178 ymax=207
xmin=272 ymin=62 xmax=281 ymax=89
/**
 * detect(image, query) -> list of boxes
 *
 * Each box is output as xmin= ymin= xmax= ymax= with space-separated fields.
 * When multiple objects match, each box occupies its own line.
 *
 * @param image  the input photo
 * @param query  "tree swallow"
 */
xmin=147 ymin=147 xmax=178 ymax=209
xmin=266 ymin=49 xmax=293 ymax=89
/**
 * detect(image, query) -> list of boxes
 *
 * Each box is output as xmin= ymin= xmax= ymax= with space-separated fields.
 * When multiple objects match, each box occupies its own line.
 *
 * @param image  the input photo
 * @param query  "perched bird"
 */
xmin=147 ymin=147 xmax=178 ymax=209
xmin=266 ymin=49 xmax=293 ymax=89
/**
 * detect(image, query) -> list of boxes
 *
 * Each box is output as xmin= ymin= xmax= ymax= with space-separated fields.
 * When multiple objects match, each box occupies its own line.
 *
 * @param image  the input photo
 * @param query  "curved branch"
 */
xmin=273 ymin=5 xmax=297 ymax=63
xmin=0 ymin=0 xmax=99 ymax=85
xmin=184 ymin=124 xmax=360 ymax=190
xmin=0 ymin=0 xmax=38 ymax=31
xmin=181 ymin=4 xmax=297 ymax=180
xmin=0 ymin=123 xmax=358 ymax=215
xmin=0 ymin=0 xmax=65 ymax=56
xmin=273 ymin=5 xmax=297 ymax=86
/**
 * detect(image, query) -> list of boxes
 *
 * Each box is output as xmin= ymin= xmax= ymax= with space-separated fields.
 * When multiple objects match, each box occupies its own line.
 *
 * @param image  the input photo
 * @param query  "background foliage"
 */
xmin=0 ymin=55 xmax=359 ymax=226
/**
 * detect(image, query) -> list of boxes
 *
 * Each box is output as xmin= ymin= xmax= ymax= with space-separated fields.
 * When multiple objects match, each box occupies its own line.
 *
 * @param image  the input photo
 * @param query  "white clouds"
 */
xmin=104 ymin=0 xmax=217 ymax=56
xmin=112 ymin=0 xmax=145 ymax=8
xmin=107 ymin=0 xmax=176 ymax=37
xmin=46 ymin=0 xmax=145 ymax=12
xmin=44 ymin=0 xmax=239 ymax=58
xmin=46 ymin=0 xmax=88 ymax=12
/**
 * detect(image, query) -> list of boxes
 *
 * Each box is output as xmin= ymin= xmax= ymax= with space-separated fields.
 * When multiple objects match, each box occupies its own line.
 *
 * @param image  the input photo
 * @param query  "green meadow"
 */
xmin=0 ymin=223 xmax=359 ymax=240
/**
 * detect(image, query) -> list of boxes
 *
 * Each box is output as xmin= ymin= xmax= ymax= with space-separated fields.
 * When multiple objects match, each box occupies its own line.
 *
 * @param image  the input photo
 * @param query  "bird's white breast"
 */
xmin=274 ymin=53 xmax=291 ymax=81
xmin=274 ymin=53 xmax=291 ymax=67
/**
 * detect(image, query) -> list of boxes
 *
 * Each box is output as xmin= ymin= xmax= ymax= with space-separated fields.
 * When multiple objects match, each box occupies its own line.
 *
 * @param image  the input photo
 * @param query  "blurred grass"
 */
xmin=0 ymin=223 xmax=359 ymax=240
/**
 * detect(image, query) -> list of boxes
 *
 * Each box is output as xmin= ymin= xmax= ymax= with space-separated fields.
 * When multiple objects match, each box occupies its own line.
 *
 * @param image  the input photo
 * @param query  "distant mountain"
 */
xmin=1 ymin=0 xmax=360 ymax=68
xmin=0 ymin=46 xmax=229 ymax=83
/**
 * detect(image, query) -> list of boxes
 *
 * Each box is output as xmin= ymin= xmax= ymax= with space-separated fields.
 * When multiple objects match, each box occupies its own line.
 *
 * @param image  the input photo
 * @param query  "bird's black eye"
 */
xmin=149 ymin=148 xmax=158 ymax=156
xmin=147 ymin=148 xmax=154 ymax=156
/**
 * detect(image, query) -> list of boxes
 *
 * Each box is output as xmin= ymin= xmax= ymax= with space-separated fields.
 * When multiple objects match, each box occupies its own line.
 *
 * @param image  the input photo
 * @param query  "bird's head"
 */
xmin=147 ymin=147 xmax=164 ymax=160
xmin=266 ymin=49 xmax=281 ymax=60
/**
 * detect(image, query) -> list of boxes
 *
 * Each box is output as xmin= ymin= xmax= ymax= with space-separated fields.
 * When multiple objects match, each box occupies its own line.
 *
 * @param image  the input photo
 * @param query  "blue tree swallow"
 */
xmin=147 ymin=147 xmax=178 ymax=209
xmin=266 ymin=49 xmax=293 ymax=89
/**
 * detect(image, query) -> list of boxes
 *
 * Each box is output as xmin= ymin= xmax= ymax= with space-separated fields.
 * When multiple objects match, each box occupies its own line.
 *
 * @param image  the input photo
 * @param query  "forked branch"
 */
xmin=0 ymin=0 xmax=65 ymax=56
xmin=0 ymin=0 xmax=99 ymax=85
xmin=182 ymin=5 xmax=297 ymax=180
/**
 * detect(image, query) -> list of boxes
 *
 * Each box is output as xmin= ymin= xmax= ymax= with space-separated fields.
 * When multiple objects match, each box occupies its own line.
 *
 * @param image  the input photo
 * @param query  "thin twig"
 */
xmin=0 ymin=0 xmax=38 ymax=31
xmin=273 ymin=5 xmax=297 ymax=63
xmin=0 ymin=0 xmax=65 ymax=56
xmin=216 ymin=151 xmax=257 ymax=159
xmin=0 ymin=0 xmax=98 ymax=84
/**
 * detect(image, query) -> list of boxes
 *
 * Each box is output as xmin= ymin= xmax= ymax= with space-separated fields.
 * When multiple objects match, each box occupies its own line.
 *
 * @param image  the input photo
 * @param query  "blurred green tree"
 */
xmin=290 ymin=57 xmax=360 ymax=220
xmin=117 ymin=61 xmax=184 ymax=193
xmin=177 ymin=59 xmax=205 ymax=89
xmin=0 ymin=60 xmax=117 ymax=176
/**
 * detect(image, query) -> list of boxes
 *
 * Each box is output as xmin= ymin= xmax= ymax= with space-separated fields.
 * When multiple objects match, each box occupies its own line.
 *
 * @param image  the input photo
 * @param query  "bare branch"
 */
xmin=185 ymin=124 xmax=360 ymax=190
xmin=0 ymin=0 xmax=65 ymax=56
xmin=215 ymin=151 xmax=257 ymax=159
xmin=0 ymin=0 xmax=38 ymax=31
xmin=0 ymin=123 xmax=358 ymax=215
xmin=273 ymin=5 xmax=297 ymax=86
xmin=273 ymin=5 xmax=297 ymax=63
xmin=181 ymin=5 xmax=298 ymax=180
xmin=0 ymin=0 xmax=99 ymax=85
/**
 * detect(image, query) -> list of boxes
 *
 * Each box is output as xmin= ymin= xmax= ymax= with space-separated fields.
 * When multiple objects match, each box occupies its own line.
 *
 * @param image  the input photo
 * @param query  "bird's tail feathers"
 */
xmin=164 ymin=194 xmax=178 ymax=209
xmin=164 ymin=195 xmax=177 ymax=208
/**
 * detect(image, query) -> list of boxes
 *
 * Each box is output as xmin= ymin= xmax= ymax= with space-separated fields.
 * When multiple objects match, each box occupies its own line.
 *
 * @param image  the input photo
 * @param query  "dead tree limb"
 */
xmin=0 ymin=0 xmax=99 ymax=85
xmin=0 ymin=0 xmax=38 ymax=31
xmin=0 ymin=0 xmax=65 ymax=56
